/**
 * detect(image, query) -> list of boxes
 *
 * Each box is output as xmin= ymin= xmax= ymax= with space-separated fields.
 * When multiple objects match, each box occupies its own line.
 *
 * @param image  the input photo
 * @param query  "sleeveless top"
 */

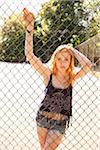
xmin=39 ymin=74 xmax=72 ymax=118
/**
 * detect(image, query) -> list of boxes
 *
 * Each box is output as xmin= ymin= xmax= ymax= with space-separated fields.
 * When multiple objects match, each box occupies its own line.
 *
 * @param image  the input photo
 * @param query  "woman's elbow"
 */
xmin=26 ymin=52 xmax=33 ymax=60
xmin=86 ymin=62 xmax=93 ymax=69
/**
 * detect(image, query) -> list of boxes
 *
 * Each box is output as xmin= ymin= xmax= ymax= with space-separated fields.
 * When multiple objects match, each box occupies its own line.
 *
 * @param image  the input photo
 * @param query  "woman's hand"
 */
xmin=23 ymin=8 xmax=34 ymax=32
xmin=65 ymin=44 xmax=74 ymax=57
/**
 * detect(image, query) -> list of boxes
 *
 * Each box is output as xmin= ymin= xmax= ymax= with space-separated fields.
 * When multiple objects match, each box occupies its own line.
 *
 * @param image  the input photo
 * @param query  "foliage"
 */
xmin=35 ymin=0 xmax=89 ymax=62
xmin=0 ymin=0 xmax=99 ymax=63
xmin=84 ymin=0 xmax=100 ymax=38
xmin=0 ymin=14 xmax=25 ymax=62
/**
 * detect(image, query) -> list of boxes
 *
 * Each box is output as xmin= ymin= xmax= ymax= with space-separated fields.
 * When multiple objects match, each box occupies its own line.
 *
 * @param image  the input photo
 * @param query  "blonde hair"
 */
xmin=47 ymin=44 xmax=74 ymax=84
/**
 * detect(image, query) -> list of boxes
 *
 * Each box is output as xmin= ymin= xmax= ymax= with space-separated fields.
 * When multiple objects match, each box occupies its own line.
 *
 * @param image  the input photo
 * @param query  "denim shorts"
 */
xmin=36 ymin=112 xmax=68 ymax=134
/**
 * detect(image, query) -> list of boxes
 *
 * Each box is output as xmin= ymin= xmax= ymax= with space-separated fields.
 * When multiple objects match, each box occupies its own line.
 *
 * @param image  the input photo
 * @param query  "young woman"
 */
xmin=23 ymin=8 xmax=93 ymax=150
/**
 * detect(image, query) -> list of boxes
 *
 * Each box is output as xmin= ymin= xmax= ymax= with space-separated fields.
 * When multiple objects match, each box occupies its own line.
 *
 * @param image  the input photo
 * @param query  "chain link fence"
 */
xmin=0 ymin=0 xmax=100 ymax=150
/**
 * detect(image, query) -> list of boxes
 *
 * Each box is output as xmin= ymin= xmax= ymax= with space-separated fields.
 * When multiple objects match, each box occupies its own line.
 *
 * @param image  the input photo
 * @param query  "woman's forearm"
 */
xmin=72 ymin=48 xmax=93 ymax=67
xmin=25 ymin=31 xmax=33 ymax=59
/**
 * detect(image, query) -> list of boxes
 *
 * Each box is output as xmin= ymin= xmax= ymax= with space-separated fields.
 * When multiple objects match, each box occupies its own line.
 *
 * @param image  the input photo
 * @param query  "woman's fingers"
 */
xmin=23 ymin=8 xmax=34 ymax=25
xmin=22 ymin=8 xmax=34 ymax=31
xmin=23 ymin=8 xmax=29 ymax=15
xmin=23 ymin=8 xmax=34 ymax=31
xmin=66 ymin=47 xmax=74 ymax=57
xmin=23 ymin=8 xmax=34 ymax=19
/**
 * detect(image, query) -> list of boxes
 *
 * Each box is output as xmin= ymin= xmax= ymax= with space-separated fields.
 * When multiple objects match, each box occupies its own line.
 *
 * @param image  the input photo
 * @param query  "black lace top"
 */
xmin=39 ymin=74 xmax=72 ymax=118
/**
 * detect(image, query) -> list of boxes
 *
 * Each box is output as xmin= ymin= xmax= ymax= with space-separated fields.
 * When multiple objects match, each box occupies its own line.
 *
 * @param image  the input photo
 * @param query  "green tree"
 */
xmin=84 ymin=0 xmax=100 ymax=37
xmin=0 ymin=14 xmax=25 ymax=62
xmin=34 ymin=0 xmax=90 ymax=62
xmin=0 ymin=0 xmax=95 ymax=63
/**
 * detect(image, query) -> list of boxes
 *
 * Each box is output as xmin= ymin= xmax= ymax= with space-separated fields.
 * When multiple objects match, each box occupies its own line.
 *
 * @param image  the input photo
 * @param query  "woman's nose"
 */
xmin=61 ymin=61 xmax=66 ymax=66
xmin=61 ymin=59 xmax=66 ymax=63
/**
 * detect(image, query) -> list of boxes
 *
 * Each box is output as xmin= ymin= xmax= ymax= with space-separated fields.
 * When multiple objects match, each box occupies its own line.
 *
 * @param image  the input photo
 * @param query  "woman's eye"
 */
xmin=58 ymin=58 xmax=61 ymax=61
xmin=65 ymin=58 xmax=68 ymax=61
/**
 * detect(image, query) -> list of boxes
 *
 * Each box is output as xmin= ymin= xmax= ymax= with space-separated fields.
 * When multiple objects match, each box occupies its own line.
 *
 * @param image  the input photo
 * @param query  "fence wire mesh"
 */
xmin=0 ymin=0 xmax=100 ymax=150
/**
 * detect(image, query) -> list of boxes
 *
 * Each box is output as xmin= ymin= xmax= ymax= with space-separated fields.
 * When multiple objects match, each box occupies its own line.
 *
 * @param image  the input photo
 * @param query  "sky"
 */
xmin=0 ymin=0 xmax=48 ymax=28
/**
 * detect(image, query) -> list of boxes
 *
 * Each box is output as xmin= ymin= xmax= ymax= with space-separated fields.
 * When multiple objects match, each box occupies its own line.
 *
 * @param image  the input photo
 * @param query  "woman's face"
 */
xmin=55 ymin=48 xmax=71 ymax=72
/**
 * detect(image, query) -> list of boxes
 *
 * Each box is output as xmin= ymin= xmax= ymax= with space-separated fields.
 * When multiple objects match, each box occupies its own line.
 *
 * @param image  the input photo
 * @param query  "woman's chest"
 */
xmin=52 ymin=75 xmax=70 ymax=89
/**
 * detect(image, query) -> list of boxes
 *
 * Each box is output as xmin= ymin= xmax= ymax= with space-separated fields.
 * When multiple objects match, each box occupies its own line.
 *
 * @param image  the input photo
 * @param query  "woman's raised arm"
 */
xmin=71 ymin=47 xmax=93 ymax=81
xmin=23 ymin=8 xmax=51 ymax=82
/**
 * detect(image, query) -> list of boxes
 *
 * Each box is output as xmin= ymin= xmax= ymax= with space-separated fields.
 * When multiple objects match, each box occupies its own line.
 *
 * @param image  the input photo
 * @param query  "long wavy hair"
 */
xmin=47 ymin=44 xmax=74 ymax=84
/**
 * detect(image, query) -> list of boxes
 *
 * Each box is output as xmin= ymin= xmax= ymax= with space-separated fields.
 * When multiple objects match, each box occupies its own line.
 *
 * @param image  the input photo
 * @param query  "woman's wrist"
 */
xmin=26 ymin=29 xmax=32 ymax=33
xmin=71 ymin=48 xmax=78 ymax=55
xmin=25 ymin=26 xmax=34 ymax=33
xmin=26 ymin=29 xmax=34 ymax=35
